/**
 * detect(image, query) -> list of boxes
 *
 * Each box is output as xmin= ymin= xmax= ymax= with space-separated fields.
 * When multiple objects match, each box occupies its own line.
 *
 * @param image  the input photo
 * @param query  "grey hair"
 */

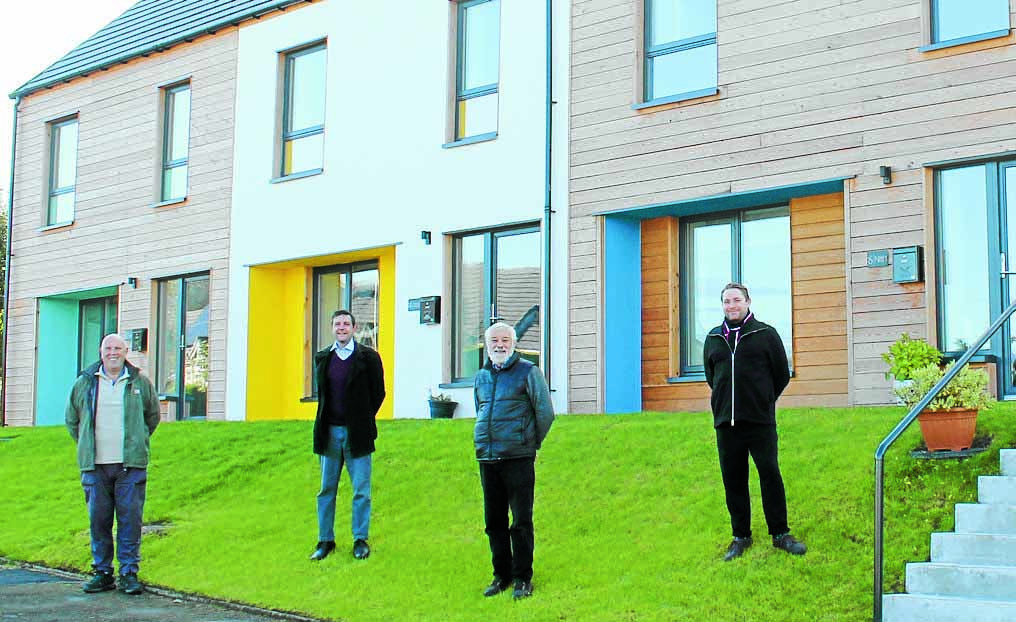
xmin=484 ymin=322 xmax=517 ymax=342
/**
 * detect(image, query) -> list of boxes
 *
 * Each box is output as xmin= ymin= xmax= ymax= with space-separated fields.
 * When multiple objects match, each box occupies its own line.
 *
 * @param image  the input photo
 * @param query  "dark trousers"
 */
xmin=716 ymin=422 xmax=789 ymax=539
xmin=81 ymin=464 xmax=147 ymax=575
xmin=479 ymin=458 xmax=535 ymax=583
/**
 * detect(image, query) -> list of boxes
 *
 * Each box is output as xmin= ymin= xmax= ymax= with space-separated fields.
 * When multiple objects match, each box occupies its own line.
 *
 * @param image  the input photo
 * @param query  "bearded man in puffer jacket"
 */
xmin=473 ymin=321 xmax=554 ymax=601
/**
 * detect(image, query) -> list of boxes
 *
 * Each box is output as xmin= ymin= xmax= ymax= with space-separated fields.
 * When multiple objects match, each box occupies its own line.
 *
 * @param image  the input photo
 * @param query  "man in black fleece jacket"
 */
xmin=703 ymin=282 xmax=807 ymax=561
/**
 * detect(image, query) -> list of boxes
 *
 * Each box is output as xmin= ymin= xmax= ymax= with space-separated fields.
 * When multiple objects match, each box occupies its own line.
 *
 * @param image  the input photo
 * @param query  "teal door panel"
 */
xmin=35 ymin=298 xmax=79 ymax=426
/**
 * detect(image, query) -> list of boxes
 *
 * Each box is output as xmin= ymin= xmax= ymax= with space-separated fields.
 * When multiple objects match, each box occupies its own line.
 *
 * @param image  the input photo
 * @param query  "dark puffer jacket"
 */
xmin=473 ymin=352 xmax=555 ymax=462
xmin=703 ymin=315 xmax=790 ymax=428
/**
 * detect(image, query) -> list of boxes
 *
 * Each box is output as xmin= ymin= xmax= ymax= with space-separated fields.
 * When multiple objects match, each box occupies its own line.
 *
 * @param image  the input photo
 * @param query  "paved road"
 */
xmin=0 ymin=566 xmax=322 ymax=622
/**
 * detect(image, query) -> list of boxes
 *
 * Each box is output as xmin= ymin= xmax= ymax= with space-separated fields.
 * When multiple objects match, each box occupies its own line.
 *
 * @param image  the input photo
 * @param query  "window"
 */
xmin=161 ymin=83 xmax=191 ymax=202
xmin=454 ymin=0 xmax=500 ymax=141
xmin=156 ymin=273 xmax=210 ymax=420
xmin=281 ymin=43 xmax=326 ymax=177
xmin=78 ymin=297 xmax=117 ymax=372
xmin=310 ymin=262 xmax=380 ymax=394
xmin=453 ymin=225 xmax=541 ymax=381
xmin=680 ymin=206 xmax=792 ymax=373
xmin=47 ymin=117 xmax=79 ymax=225
xmin=644 ymin=0 xmax=717 ymax=103
xmin=931 ymin=0 xmax=1009 ymax=44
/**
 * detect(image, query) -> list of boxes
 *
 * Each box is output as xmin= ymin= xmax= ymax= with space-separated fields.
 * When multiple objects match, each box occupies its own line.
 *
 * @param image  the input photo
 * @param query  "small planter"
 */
xmin=428 ymin=400 xmax=458 ymax=419
xmin=917 ymin=407 xmax=978 ymax=451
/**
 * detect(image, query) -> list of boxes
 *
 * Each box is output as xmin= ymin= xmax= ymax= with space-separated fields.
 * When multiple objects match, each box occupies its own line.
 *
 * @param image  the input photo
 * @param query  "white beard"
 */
xmin=488 ymin=348 xmax=515 ymax=366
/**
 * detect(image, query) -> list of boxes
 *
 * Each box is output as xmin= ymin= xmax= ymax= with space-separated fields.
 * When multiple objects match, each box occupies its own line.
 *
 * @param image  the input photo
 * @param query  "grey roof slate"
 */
xmin=10 ymin=0 xmax=312 ymax=98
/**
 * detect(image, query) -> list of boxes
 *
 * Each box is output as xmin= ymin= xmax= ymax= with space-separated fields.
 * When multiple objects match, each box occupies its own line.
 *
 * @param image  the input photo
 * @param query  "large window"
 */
xmin=47 ymin=117 xmax=79 ymax=225
xmin=644 ymin=0 xmax=717 ymax=103
xmin=453 ymin=225 xmax=541 ymax=381
xmin=312 ymin=262 xmax=379 ymax=354
xmin=161 ymin=83 xmax=191 ymax=202
xmin=680 ymin=206 xmax=792 ymax=373
xmin=454 ymin=0 xmax=500 ymax=141
xmin=931 ymin=0 xmax=1009 ymax=44
xmin=281 ymin=43 xmax=326 ymax=177
xmin=156 ymin=273 xmax=210 ymax=420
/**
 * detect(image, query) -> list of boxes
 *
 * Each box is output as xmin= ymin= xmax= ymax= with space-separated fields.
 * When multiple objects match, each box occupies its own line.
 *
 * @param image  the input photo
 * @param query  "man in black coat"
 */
xmin=309 ymin=310 xmax=385 ymax=561
xmin=703 ymin=283 xmax=806 ymax=561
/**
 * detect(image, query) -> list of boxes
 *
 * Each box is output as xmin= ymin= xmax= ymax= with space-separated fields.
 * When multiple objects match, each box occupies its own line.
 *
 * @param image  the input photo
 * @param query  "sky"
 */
xmin=0 ymin=0 xmax=138 ymax=196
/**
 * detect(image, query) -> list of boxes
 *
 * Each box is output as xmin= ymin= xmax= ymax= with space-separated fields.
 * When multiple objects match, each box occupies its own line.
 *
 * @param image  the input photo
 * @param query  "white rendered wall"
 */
xmin=227 ymin=0 xmax=569 ymax=420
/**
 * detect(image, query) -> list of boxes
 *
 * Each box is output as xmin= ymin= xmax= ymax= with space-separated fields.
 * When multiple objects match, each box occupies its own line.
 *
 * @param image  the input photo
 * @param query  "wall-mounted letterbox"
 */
xmin=892 ymin=246 xmax=923 ymax=284
xmin=128 ymin=328 xmax=148 ymax=352
xmin=419 ymin=296 xmax=441 ymax=324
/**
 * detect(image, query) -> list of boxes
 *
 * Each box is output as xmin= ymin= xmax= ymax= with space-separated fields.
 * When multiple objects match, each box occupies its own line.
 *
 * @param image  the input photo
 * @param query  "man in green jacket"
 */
xmin=65 ymin=334 xmax=161 ymax=595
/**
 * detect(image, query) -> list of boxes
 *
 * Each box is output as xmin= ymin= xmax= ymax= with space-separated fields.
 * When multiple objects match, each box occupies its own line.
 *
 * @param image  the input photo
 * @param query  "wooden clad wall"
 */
xmin=6 ymin=31 xmax=239 ymax=425
xmin=569 ymin=0 xmax=1016 ymax=412
xmin=639 ymin=193 xmax=848 ymax=412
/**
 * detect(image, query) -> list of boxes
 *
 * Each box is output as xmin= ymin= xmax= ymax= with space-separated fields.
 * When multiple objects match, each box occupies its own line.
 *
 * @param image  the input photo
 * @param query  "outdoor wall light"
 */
xmin=420 ymin=230 xmax=432 ymax=245
xmin=880 ymin=165 xmax=892 ymax=185
xmin=126 ymin=277 xmax=138 ymax=289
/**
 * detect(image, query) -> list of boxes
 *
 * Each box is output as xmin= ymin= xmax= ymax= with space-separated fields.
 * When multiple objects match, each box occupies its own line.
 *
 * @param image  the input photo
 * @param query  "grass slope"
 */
xmin=1 ymin=405 xmax=1013 ymax=622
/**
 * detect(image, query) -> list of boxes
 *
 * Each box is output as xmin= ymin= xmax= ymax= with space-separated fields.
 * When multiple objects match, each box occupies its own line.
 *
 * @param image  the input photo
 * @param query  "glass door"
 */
xmin=1002 ymin=163 xmax=1016 ymax=395
xmin=156 ymin=273 xmax=210 ymax=420
xmin=311 ymin=262 xmax=379 ymax=396
xmin=78 ymin=296 xmax=117 ymax=371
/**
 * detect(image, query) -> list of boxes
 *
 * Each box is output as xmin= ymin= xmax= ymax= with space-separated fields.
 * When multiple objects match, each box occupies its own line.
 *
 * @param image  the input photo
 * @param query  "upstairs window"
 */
xmin=47 ymin=117 xmax=79 ymax=225
xmin=161 ymin=82 xmax=191 ymax=202
xmin=281 ymin=43 xmax=326 ymax=176
xmin=931 ymin=0 xmax=1010 ymax=44
xmin=644 ymin=0 xmax=717 ymax=103
xmin=454 ymin=0 xmax=500 ymax=141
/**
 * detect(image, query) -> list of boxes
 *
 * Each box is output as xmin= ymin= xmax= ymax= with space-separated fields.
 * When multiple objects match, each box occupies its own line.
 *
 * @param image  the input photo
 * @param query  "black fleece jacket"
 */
xmin=703 ymin=314 xmax=790 ymax=428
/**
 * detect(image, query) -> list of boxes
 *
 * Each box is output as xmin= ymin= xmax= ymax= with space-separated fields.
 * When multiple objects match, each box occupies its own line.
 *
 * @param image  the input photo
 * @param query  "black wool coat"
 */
xmin=312 ymin=342 xmax=386 ymax=458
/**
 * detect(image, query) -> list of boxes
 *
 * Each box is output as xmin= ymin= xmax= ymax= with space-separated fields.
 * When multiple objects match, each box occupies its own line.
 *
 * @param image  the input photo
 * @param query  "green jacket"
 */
xmin=65 ymin=361 xmax=161 ymax=472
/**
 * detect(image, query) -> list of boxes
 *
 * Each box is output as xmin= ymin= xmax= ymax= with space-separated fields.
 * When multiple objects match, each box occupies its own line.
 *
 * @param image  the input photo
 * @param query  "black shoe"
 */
xmin=723 ymin=536 xmax=753 ymax=562
xmin=483 ymin=578 xmax=510 ymax=597
xmin=309 ymin=540 xmax=336 ymax=561
xmin=772 ymin=533 xmax=807 ymax=556
xmin=512 ymin=579 xmax=533 ymax=600
xmin=353 ymin=539 xmax=370 ymax=560
xmin=82 ymin=571 xmax=115 ymax=593
xmin=117 ymin=573 xmax=143 ymax=595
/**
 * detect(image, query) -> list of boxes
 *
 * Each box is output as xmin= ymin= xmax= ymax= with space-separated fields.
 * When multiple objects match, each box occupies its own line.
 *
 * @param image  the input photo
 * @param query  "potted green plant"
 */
xmin=882 ymin=334 xmax=942 ymax=403
xmin=428 ymin=390 xmax=458 ymax=419
xmin=894 ymin=362 xmax=995 ymax=451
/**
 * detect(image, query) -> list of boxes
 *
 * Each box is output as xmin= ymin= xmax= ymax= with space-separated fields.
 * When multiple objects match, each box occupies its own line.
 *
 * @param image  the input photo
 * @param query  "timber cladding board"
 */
xmin=633 ymin=194 xmax=848 ymax=412
xmin=6 ymin=31 xmax=238 ymax=426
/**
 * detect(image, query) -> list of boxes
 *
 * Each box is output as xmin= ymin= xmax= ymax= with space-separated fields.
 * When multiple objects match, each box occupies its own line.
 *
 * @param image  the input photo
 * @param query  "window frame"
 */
xmin=451 ymin=0 xmax=500 ymax=143
xmin=155 ymin=271 xmax=211 ymax=420
xmin=280 ymin=42 xmax=327 ymax=178
xmin=46 ymin=116 xmax=79 ymax=226
xmin=160 ymin=82 xmax=191 ymax=203
xmin=677 ymin=205 xmax=793 ymax=376
xmin=925 ymin=0 xmax=1011 ymax=49
xmin=641 ymin=0 xmax=718 ymax=106
xmin=451 ymin=222 xmax=541 ymax=382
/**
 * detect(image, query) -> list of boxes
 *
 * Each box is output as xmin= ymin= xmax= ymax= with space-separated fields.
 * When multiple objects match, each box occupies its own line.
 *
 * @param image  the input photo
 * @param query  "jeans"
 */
xmin=716 ymin=422 xmax=789 ymax=538
xmin=479 ymin=458 xmax=536 ymax=583
xmin=317 ymin=425 xmax=372 ymax=542
xmin=81 ymin=464 xmax=147 ymax=576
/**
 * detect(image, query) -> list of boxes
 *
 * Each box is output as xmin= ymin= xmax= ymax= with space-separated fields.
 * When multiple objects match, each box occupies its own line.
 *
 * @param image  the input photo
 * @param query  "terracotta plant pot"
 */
xmin=917 ymin=407 xmax=978 ymax=451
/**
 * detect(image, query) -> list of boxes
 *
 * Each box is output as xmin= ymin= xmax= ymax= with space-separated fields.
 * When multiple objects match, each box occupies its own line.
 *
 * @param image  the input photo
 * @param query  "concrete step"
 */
xmin=905 ymin=562 xmax=1016 ymax=600
xmin=980 ymin=476 xmax=1016 ymax=504
xmin=1002 ymin=449 xmax=1016 ymax=476
xmin=883 ymin=594 xmax=1016 ymax=622
xmin=931 ymin=532 xmax=1016 ymax=566
xmin=954 ymin=503 xmax=1016 ymax=534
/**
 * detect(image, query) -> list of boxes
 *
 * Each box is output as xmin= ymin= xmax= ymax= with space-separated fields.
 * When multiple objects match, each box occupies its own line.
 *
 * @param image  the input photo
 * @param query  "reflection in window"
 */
xmin=282 ymin=44 xmax=326 ymax=176
xmin=47 ymin=117 xmax=78 ymax=225
xmin=681 ymin=207 xmax=792 ymax=373
xmin=932 ymin=0 xmax=1009 ymax=44
xmin=161 ymin=83 xmax=190 ymax=201
xmin=938 ymin=165 xmax=990 ymax=352
xmin=455 ymin=0 xmax=499 ymax=140
xmin=453 ymin=225 xmax=540 ymax=380
xmin=645 ymin=0 xmax=717 ymax=102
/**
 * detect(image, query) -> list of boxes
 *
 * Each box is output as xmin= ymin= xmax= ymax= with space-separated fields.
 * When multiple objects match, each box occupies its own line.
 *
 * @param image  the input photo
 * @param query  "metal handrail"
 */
xmin=873 ymin=296 xmax=1016 ymax=622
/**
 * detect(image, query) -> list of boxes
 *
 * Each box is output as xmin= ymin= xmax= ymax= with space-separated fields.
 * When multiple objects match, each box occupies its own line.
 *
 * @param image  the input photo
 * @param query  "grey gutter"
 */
xmin=541 ymin=0 xmax=554 ymax=387
xmin=1 ymin=96 xmax=20 ymax=426
xmin=10 ymin=0 xmax=315 ymax=99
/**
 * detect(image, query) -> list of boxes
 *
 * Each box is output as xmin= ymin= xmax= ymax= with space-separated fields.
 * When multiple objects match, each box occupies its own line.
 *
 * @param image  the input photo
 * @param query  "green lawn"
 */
xmin=1 ymin=405 xmax=1013 ymax=622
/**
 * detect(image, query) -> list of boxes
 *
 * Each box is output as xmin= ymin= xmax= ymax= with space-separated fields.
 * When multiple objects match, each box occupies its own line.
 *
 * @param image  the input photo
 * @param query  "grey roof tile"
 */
xmin=11 ymin=0 xmax=312 ymax=98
